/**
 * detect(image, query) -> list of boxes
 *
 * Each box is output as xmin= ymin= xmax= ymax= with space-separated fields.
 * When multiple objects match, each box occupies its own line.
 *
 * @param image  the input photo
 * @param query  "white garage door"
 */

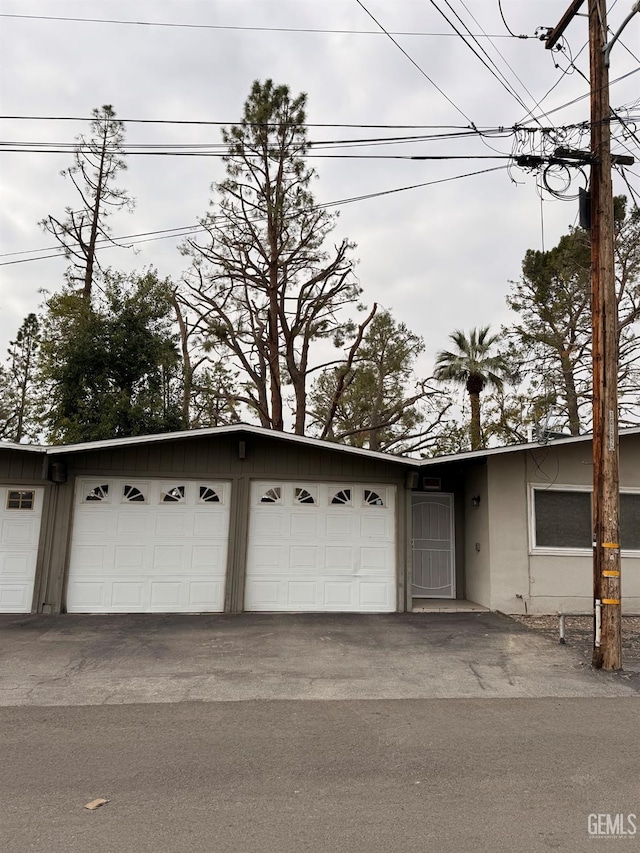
xmin=245 ymin=481 xmax=396 ymax=612
xmin=0 ymin=486 xmax=44 ymax=613
xmin=66 ymin=478 xmax=230 ymax=613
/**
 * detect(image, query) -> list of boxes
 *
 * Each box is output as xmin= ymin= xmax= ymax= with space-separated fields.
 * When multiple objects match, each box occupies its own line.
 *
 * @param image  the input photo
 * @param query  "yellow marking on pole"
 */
xmin=602 ymin=599 xmax=620 ymax=605
xmin=602 ymin=570 xmax=620 ymax=577
xmin=602 ymin=542 xmax=619 ymax=549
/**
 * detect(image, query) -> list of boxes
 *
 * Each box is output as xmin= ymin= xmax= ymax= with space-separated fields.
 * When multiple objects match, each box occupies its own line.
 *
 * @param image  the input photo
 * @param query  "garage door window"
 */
xmin=85 ymin=484 xmax=109 ymax=502
xmin=6 ymin=490 xmax=35 ymax=510
xmin=161 ymin=485 xmax=185 ymax=503
xmin=200 ymin=486 xmax=221 ymax=503
xmin=295 ymin=487 xmax=316 ymax=505
xmin=330 ymin=488 xmax=351 ymax=505
xmin=364 ymin=489 xmax=385 ymax=507
xmin=123 ymin=485 xmax=146 ymax=503
xmin=259 ymin=486 xmax=282 ymax=504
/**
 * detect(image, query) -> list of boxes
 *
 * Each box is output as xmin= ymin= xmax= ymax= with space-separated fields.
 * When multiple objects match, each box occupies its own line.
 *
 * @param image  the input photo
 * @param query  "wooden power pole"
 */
xmin=547 ymin=0 xmax=622 ymax=670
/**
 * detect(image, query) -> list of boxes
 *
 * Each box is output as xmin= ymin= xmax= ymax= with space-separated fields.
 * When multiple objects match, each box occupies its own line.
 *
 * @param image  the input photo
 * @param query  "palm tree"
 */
xmin=434 ymin=327 xmax=509 ymax=451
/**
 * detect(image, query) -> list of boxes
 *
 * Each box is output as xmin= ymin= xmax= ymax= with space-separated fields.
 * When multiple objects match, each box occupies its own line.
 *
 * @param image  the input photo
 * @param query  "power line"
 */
xmin=497 ymin=0 xmax=528 ymax=39
xmin=353 ymin=0 xmax=474 ymax=125
xmin=520 ymin=67 xmax=640 ymax=125
xmin=0 ymin=165 xmax=509 ymax=266
xmin=0 ymin=12 xmax=531 ymax=38
xmin=460 ymin=1 xmax=540 ymax=101
xmin=0 ymin=146 xmax=513 ymax=160
xmin=427 ymin=1 xmax=534 ymax=119
xmin=0 ymin=115 xmax=482 ymax=130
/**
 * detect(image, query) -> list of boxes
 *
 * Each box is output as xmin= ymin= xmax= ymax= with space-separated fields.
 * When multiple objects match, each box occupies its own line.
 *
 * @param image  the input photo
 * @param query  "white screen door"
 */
xmin=411 ymin=494 xmax=455 ymax=598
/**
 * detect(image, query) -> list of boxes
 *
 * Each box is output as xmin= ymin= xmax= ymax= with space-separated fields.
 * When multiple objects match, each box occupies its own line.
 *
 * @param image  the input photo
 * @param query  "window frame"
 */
xmin=6 ymin=489 xmax=36 ymax=510
xmin=529 ymin=483 xmax=640 ymax=557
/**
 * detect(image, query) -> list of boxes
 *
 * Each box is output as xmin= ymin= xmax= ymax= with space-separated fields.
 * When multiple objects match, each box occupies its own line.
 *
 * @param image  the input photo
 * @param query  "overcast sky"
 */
xmin=0 ymin=0 xmax=638 ymax=378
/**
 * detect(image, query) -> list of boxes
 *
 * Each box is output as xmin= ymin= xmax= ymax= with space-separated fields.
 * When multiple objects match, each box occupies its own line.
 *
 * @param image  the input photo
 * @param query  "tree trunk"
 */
xmin=171 ymin=295 xmax=192 ymax=428
xmin=560 ymin=352 xmax=581 ymax=435
xmin=83 ymin=122 xmax=108 ymax=302
xmin=468 ymin=391 xmax=482 ymax=450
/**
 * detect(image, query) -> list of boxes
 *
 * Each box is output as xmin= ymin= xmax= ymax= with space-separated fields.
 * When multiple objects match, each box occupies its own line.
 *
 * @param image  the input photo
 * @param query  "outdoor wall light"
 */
xmin=471 ymin=495 xmax=481 ymax=507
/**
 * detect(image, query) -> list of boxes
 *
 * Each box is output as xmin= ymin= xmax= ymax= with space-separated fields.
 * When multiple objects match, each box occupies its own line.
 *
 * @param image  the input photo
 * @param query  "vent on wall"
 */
xmin=422 ymin=477 xmax=441 ymax=491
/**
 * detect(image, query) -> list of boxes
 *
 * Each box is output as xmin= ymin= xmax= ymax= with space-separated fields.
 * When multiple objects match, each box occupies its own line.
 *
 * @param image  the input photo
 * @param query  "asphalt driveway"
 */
xmin=1 ymin=611 xmax=637 ymax=705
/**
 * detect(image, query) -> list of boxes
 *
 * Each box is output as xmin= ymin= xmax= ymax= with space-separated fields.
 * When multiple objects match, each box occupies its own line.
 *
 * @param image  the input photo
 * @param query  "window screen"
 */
xmin=534 ymin=490 xmax=591 ymax=549
xmin=621 ymin=493 xmax=640 ymax=550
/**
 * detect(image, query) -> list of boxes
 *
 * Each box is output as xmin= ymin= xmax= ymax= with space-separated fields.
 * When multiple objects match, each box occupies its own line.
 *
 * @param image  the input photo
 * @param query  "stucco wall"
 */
xmin=463 ymin=463 xmax=491 ymax=608
xmin=485 ymin=434 xmax=640 ymax=614
xmin=486 ymin=453 xmax=530 ymax=614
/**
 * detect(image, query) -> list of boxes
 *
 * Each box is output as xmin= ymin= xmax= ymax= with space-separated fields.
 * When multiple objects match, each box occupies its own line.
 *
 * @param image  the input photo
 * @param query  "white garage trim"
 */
xmin=245 ymin=481 xmax=396 ymax=612
xmin=66 ymin=478 xmax=230 ymax=613
xmin=0 ymin=485 xmax=44 ymax=613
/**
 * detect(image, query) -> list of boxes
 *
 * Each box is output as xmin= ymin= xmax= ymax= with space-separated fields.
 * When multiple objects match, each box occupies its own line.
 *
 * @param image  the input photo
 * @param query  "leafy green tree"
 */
xmin=507 ymin=198 xmax=640 ymax=434
xmin=39 ymin=270 xmax=182 ymax=443
xmin=40 ymin=105 xmax=134 ymax=301
xmin=0 ymin=314 xmax=41 ymax=442
xmin=434 ymin=327 xmax=510 ymax=451
xmin=507 ymin=228 xmax=591 ymax=435
xmin=180 ymin=79 xmax=366 ymax=434
xmin=310 ymin=311 xmax=450 ymax=453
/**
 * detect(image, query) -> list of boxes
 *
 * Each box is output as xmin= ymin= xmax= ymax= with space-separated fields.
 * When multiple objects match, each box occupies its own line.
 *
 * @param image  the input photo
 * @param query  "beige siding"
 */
xmin=463 ymin=464 xmax=491 ymax=608
xmin=486 ymin=454 xmax=530 ymax=613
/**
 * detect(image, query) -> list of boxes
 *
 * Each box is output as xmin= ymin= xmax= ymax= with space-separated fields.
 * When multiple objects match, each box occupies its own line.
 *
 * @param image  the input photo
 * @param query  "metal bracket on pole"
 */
xmin=604 ymin=2 xmax=640 ymax=66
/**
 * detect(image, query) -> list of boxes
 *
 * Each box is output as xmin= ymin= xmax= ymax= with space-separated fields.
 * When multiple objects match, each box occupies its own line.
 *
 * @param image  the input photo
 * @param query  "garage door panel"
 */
xmin=156 ymin=513 xmax=191 ymax=537
xmin=325 ymin=546 xmax=354 ymax=573
xmin=116 ymin=512 xmax=156 ymax=537
xmin=360 ymin=515 xmax=393 ymax=538
xmin=0 ymin=585 xmax=33 ymax=609
xmin=289 ymin=513 xmax=318 ymax=537
xmin=188 ymin=581 xmax=222 ymax=607
xmin=67 ymin=478 xmax=230 ymax=613
xmin=74 ymin=512 xmax=115 ymax=537
xmin=359 ymin=581 xmax=392 ymax=607
xmin=288 ymin=581 xmax=318 ymax=606
xmin=193 ymin=513 xmax=228 ymax=537
xmin=114 ymin=545 xmax=145 ymax=569
xmin=323 ymin=582 xmax=353 ymax=607
xmin=2 ymin=518 xmax=40 ymax=545
xmin=289 ymin=546 xmax=318 ymax=570
xmin=246 ymin=481 xmax=396 ymax=612
xmin=324 ymin=515 xmax=354 ymax=537
xmin=151 ymin=545 xmax=184 ymax=571
xmin=0 ymin=552 xmax=33 ymax=577
xmin=150 ymin=581 xmax=182 ymax=607
xmin=251 ymin=512 xmax=287 ymax=538
xmin=250 ymin=545 xmax=283 ymax=571
xmin=0 ymin=486 xmax=45 ymax=613
xmin=360 ymin=547 xmax=392 ymax=572
xmin=191 ymin=545 xmax=224 ymax=570
xmin=246 ymin=580 xmax=280 ymax=607
xmin=112 ymin=581 xmax=145 ymax=607
xmin=70 ymin=581 xmax=105 ymax=608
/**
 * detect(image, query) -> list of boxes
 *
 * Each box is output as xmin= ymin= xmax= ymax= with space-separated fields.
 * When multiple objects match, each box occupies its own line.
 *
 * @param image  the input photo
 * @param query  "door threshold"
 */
xmin=411 ymin=598 xmax=489 ymax=613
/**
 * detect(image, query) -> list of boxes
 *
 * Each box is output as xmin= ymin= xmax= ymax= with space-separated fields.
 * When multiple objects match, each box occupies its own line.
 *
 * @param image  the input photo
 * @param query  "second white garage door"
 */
xmin=245 ymin=481 xmax=396 ymax=612
xmin=66 ymin=478 xmax=230 ymax=613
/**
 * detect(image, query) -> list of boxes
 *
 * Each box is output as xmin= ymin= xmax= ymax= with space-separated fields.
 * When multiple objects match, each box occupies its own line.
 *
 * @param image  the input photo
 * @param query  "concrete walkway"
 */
xmin=1 ymin=611 xmax=637 ymax=706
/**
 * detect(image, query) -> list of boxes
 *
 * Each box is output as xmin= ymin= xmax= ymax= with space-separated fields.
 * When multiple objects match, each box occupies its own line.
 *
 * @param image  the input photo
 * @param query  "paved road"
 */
xmin=2 ymin=698 xmax=639 ymax=853
xmin=1 ymin=612 xmax=638 ymax=705
xmin=2 ymin=612 xmax=638 ymax=852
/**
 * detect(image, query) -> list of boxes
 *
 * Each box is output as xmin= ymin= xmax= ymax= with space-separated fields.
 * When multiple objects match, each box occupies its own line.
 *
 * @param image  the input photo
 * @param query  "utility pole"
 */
xmin=546 ymin=0 xmax=622 ymax=670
